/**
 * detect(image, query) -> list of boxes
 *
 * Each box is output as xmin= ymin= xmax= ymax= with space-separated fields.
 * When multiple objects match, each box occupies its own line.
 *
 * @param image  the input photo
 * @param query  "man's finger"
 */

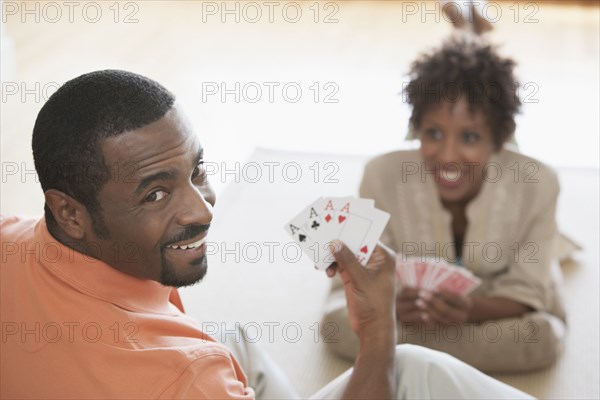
xmin=326 ymin=263 xmax=338 ymax=278
xmin=332 ymin=241 xmax=363 ymax=277
xmin=364 ymin=245 xmax=387 ymax=271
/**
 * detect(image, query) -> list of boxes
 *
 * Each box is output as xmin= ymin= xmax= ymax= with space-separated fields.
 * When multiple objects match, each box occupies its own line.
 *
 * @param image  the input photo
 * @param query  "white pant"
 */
xmin=224 ymin=328 xmax=534 ymax=400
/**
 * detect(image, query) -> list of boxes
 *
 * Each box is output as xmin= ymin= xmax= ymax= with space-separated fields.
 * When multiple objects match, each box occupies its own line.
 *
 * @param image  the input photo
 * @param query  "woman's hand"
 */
xmin=395 ymin=287 xmax=423 ymax=323
xmin=416 ymin=289 xmax=473 ymax=325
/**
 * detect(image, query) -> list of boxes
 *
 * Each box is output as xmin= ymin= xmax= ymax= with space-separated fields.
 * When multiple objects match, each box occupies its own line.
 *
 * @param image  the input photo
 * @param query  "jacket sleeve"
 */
xmin=486 ymin=169 xmax=561 ymax=314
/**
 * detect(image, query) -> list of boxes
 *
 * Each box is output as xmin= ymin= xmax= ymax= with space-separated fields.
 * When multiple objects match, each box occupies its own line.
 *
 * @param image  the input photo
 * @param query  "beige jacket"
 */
xmin=328 ymin=148 xmax=566 ymax=320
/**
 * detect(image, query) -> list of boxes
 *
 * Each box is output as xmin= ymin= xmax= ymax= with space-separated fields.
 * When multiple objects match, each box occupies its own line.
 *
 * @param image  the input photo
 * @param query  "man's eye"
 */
xmin=462 ymin=131 xmax=480 ymax=143
xmin=192 ymin=162 xmax=206 ymax=180
xmin=145 ymin=190 xmax=169 ymax=203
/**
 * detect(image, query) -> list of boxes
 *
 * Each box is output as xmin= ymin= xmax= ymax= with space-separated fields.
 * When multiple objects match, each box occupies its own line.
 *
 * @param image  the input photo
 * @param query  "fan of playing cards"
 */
xmin=396 ymin=257 xmax=482 ymax=296
xmin=284 ymin=196 xmax=390 ymax=270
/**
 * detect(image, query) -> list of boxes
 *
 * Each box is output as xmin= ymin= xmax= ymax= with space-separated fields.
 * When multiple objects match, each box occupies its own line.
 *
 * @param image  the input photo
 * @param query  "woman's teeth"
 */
xmin=442 ymin=169 xmax=461 ymax=181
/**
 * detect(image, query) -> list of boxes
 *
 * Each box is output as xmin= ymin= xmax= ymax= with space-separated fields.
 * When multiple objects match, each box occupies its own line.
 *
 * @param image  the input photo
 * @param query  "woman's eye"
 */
xmin=425 ymin=128 xmax=442 ymax=140
xmin=145 ymin=190 xmax=168 ymax=203
xmin=462 ymin=131 xmax=480 ymax=143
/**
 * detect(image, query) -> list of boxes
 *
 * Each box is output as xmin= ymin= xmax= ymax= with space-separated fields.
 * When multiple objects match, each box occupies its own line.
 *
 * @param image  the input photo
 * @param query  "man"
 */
xmin=1 ymin=70 xmax=531 ymax=399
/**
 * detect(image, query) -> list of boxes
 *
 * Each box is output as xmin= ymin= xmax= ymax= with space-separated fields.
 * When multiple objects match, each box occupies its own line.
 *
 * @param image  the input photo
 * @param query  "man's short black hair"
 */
xmin=32 ymin=70 xmax=176 ymax=237
xmin=404 ymin=35 xmax=522 ymax=149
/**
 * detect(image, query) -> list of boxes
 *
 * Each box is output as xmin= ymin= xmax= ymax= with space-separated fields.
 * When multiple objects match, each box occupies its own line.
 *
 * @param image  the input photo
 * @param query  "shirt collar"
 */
xmin=35 ymin=218 xmax=180 ymax=315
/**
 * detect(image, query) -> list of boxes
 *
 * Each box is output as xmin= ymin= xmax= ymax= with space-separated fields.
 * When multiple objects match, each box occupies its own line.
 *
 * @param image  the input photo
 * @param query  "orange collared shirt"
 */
xmin=1 ymin=215 xmax=255 ymax=399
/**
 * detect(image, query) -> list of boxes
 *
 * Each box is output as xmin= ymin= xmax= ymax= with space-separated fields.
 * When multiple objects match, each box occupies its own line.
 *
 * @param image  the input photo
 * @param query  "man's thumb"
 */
xmin=332 ymin=241 xmax=360 ymax=273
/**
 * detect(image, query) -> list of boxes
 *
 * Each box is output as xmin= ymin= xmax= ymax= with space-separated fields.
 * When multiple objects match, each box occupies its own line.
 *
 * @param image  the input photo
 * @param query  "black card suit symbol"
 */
xmin=311 ymin=221 xmax=320 ymax=230
xmin=299 ymin=234 xmax=307 ymax=242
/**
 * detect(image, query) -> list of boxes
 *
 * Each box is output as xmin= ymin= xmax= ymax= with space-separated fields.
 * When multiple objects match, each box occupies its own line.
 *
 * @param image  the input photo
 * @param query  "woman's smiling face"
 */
xmin=418 ymin=97 xmax=496 ymax=205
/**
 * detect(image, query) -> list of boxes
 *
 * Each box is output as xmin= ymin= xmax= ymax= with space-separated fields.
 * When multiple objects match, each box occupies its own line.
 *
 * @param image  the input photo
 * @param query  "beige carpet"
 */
xmin=178 ymin=148 xmax=599 ymax=399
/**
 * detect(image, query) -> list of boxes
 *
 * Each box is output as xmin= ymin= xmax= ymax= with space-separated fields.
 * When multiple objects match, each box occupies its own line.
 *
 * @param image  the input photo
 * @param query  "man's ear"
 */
xmin=44 ymin=190 xmax=90 ymax=240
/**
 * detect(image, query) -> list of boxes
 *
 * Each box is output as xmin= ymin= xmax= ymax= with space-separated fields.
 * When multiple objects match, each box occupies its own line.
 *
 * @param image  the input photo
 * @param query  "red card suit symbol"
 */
xmin=338 ymin=215 xmax=346 ymax=223
xmin=324 ymin=201 xmax=335 ymax=223
xmin=360 ymin=245 xmax=368 ymax=254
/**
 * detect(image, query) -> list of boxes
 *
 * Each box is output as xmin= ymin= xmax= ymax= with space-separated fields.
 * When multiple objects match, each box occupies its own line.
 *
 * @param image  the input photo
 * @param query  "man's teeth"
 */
xmin=167 ymin=238 xmax=205 ymax=250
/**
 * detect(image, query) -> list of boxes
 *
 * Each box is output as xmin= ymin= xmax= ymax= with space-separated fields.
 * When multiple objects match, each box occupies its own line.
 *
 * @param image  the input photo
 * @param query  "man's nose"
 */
xmin=175 ymin=184 xmax=213 ymax=227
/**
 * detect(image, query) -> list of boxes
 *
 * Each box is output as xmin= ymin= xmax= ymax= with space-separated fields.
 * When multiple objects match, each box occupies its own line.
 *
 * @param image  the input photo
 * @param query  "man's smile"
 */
xmin=164 ymin=233 xmax=208 ymax=258
xmin=166 ymin=234 xmax=207 ymax=250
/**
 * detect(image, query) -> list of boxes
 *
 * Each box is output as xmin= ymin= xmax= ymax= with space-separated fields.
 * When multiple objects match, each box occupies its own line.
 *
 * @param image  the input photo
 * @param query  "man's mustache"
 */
xmin=162 ymin=224 xmax=210 ymax=247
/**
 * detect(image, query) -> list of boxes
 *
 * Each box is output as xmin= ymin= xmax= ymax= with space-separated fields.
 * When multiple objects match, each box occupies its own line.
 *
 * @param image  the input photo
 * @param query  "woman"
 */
xmin=322 ymin=34 xmax=567 ymax=372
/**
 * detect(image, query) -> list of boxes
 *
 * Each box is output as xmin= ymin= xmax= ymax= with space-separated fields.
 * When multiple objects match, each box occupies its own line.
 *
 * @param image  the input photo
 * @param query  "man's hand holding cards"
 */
xmin=284 ymin=197 xmax=390 ymax=270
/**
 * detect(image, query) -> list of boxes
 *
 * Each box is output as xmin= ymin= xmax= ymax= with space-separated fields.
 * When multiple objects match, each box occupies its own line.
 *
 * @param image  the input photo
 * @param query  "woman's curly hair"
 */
xmin=404 ymin=35 xmax=521 ymax=149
